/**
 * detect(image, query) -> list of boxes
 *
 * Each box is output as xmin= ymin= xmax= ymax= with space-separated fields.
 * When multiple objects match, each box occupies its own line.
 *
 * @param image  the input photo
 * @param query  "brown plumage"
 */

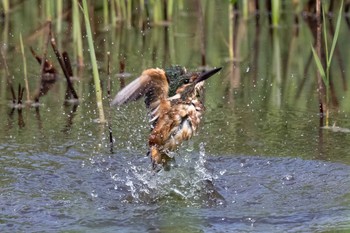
xmin=112 ymin=66 xmax=221 ymax=169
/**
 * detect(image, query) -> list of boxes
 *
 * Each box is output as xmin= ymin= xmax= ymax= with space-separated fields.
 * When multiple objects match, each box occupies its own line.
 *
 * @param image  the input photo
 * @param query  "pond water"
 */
xmin=1 ymin=1 xmax=350 ymax=232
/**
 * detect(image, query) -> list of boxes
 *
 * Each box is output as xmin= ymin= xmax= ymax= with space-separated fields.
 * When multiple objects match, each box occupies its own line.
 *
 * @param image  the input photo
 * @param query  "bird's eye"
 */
xmin=184 ymin=79 xmax=190 ymax=84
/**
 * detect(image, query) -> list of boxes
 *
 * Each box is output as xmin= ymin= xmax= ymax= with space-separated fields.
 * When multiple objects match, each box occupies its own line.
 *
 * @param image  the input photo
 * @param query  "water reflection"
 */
xmin=62 ymin=103 xmax=78 ymax=134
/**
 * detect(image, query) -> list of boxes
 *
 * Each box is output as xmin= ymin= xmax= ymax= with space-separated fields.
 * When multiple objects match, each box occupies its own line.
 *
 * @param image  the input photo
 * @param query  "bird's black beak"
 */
xmin=195 ymin=67 xmax=222 ymax=84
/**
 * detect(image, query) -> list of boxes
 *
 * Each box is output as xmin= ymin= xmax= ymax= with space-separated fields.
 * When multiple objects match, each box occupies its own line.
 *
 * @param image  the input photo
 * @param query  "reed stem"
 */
xmin=228 ymin=3 xmax=234 ymax=60
xmin=51 ymin=34 xmax=78 ymax=100
xmin=110 ymin=0 xmax=117 ymax=27
xmin=2 ymin=0 xmax=9 ymax=14
xmin=56 ymin=0 xmax=63 ymax=33
xmin=73 ymin=0 xmax=84 ymax=66
xmin=126 ymin=0 xmax=132 ymax=27
xmin=311 ymin=0 xmax=343 ymax=127
xmin=119 ymin=0 xmax=127 ymax=24
xmin=242 ymin=0 xmax=248 ymax=20
xmin=152 ymin=0 xmax=162 ymax=23
xmin=103 ymin=0 xmax=109 ymax=27
xmin=45 ymin=0 xmax=52 ymax=20
xmin=271 ymin=0 xmax=280 ymax=27
xmin=19 ymin=33 xmax=30 ymax=103
xmin=81 ymin=0 xmax=106 ymax=123
xmin=167 ymin=0 xmax=174 ymax=20
xmin=107 ymin=51 xmax=114 ymax=153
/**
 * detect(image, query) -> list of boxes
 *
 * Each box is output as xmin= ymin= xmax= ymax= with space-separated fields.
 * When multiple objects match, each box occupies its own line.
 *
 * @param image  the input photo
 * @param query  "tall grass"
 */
xmin=81 ymin=0 xmax=106 ymax=123
xmin=311 ymin=0 xmax=343 ymax=127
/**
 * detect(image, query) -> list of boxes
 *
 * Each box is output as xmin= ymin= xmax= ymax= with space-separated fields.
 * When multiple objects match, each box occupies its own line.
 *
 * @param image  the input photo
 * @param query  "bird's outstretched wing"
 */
xmin=111 ymin=68 xmax=169 ymax=109
xmin=111 ymin=74 xmax=151 ymax=106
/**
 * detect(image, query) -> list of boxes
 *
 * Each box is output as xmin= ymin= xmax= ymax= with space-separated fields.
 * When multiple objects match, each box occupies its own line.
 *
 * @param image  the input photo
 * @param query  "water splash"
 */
xmin=111 ymin=148 xmax=225 ymax=206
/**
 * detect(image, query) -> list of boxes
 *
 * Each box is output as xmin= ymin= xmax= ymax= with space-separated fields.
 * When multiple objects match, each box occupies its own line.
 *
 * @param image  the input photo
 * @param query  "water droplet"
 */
xmin=282 ymin=174 xmax=294 ymax=181
xmin=219 ymin=169 xmax=226 ymax=175
xmin=91 ymin=190 xmax=98 ymax=198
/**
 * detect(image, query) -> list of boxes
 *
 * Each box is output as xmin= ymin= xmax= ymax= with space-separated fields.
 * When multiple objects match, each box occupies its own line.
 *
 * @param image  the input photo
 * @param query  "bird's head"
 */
xmin=165 ymin=65 xmax=188 ymax=97
xmin=166 ymin=66 xmax=222 ymax=98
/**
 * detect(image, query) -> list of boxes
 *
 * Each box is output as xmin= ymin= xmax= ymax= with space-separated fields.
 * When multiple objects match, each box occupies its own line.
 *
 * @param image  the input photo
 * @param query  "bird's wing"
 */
xmin=111 ymin=68 xmax=169 ymax=109
xmin=111 ymin=74 xmax=151 ymax=106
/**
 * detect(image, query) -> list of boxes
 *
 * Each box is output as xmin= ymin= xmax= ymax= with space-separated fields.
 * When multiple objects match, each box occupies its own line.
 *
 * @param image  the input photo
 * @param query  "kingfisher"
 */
xmin=111 ymin=66 xmax=222 ymax=169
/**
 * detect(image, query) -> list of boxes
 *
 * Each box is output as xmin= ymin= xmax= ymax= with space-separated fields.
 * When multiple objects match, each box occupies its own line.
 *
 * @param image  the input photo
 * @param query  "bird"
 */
xmin=111 ymin=66 xmax=222 ymax=170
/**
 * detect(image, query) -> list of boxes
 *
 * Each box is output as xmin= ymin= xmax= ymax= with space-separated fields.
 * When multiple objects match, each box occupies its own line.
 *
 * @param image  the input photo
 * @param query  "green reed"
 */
xmin=45 ymin=0 xmax=52 ymax=20
xmin=228 ymin=1 xmax=235 ymax=60
xmin=167 ymin=0 xmax=174 ymax=20
xmin=19 ymin=33 xmax=30 ymax=103
xmin=56 ymin=0 xmax=63 ymax=33
xmin=82 ymin=0 xmax=106 ymax=123
xmin=151 ymin=0 xmax=162 ymax=23
xmin=73 ymin=0 xmax=83 ymax=66
xmin=242 ymin=0 xmax=248 ymax=20
xmin=271 ymin=0 xmax=280 ymax=27
xmin=110 ymin=0 xmax=117 ymax=28
xmin=117 ymin=0 xmax=127 ymax=24
xmin=103 ymin=0 xmax=109 ymax=27
xmin=127 ymin=0 xmax=132 ymax=27
xmin=2 ymin=0 xmax=9 ymax=14
xmin=311 ymin=0 xmax=343 ymax=127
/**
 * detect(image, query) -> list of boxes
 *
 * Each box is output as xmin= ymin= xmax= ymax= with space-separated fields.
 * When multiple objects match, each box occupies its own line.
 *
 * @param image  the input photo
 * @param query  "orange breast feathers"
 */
xmin=148 ymin=99 xmax=200 ymax=152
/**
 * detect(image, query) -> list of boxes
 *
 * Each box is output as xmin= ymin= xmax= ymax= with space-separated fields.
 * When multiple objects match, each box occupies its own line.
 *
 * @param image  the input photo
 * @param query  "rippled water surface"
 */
xmin=1 ymin=102 xmax=350 ymax=232
xmin=1 ymin=141 xmax=350 ymax=232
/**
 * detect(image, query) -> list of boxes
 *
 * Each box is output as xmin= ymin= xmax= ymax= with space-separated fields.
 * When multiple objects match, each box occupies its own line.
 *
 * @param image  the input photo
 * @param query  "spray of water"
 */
xmin=110 ymin=144 xmax=225 ymax=206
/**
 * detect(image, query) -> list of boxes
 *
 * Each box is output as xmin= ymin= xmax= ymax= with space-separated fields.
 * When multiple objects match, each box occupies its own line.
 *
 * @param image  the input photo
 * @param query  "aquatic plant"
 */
xmin=72 ymin=0 xmax=84 ymax=66
xmin=228 ymin=1 xmax=235 ymax=61
xmin=106 ymin=51 xmax=114 ymax=153
xmin=103 ymin=0 xmax=109 ymax=27
xmin=45 ymin=0 xmax=52 ymax=20
xmin=311 ymin=0 xmax=343 ymax=127
xmin=19 ymin=33 xmax=30 ymax=103
xmin=2 ymin=0 xmax=9 ymax=14
xmin=56 ymin=0 xmax=63 ymax=33
xmin=242 ymin=0 xmax=248 ymax=20
xmin=50 ymin=34 xmax=78 ymax=100
xmin=81 ymin=0 xmax=106 ymax=123
xmin=271 ymin=0 xmax=280 ymax=27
